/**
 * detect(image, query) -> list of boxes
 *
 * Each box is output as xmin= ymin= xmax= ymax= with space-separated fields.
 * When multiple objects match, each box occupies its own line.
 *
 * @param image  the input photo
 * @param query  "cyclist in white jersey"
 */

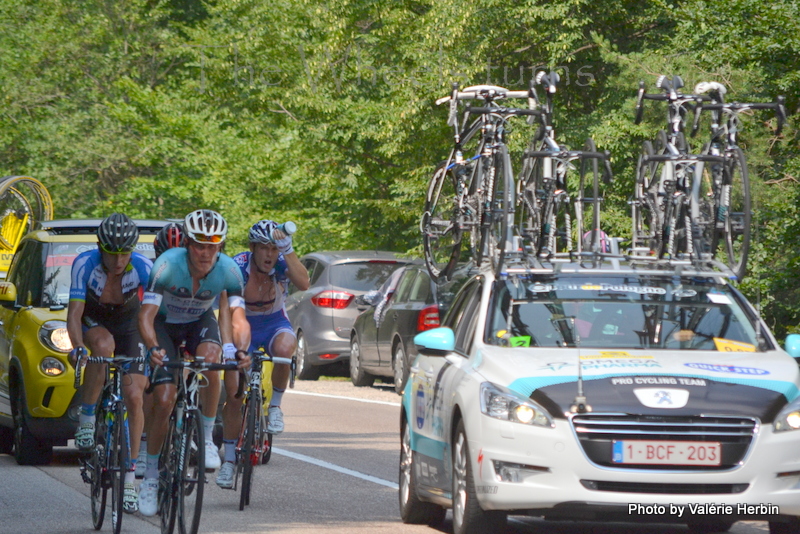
xmin=136 ymin=210 xmax=251 ymax=517
xmin=215 ymin=219 xmax=309 ymax=488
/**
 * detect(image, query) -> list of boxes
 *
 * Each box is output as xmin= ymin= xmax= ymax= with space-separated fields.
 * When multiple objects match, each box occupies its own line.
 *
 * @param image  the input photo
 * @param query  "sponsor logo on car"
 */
xmin=684 ymin=363 xmax=769 ymax=375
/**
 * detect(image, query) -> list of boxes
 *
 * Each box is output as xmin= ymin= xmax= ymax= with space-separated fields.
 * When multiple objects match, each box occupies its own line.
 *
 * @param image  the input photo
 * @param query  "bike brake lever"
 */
xmin=603 ymin=153 xmax=613 ymax=183
xmin=634 ymin=81 xmax=646 ymax=125
xmin=234 ymin=370 xmax=246 ymax=399
xmin=691 ymin=99 xmax=704 ymax=137
xmin=776 ymin=96 xmax=786 ymax=136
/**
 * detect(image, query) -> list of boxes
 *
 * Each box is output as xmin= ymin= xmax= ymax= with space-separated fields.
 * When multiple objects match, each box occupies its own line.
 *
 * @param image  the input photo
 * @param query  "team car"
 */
xmin=0 ymin=219 xmax=166 ymax=464
xmin=399 ymin=259 xmax=800 ymax=534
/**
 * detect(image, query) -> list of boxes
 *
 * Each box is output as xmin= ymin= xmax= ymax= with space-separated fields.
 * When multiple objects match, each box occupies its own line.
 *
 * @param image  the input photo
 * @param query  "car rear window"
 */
xmin=330 ymin=261 xmax=406 ymax=292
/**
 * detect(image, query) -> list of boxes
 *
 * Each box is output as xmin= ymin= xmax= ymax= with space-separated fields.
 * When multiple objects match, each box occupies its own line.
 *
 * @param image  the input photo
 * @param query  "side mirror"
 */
xmin=0 ymin=282 xmax=16 ymax=303
xmin=785 ymin=334 xmax=800 ymax=359
xmin=414 ymin=327 xmax=455 ymax=356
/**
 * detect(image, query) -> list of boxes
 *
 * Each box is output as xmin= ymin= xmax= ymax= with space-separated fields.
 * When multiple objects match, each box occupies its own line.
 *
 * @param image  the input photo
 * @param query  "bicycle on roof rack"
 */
xmin=689 ymin=81 xmax=786 ymax=281
xmin=421 ymin=83 xmax=539 ymax=281
xmin=632 ymin=75 xmax=786 ymax=280
xmin=515 ymin=71 xmax=613 ymax=263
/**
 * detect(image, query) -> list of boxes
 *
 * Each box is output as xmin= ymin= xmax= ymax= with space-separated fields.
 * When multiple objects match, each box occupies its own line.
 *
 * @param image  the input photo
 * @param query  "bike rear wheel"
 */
xmin=178 ymin=411 xmax=205 ymax=534
xmin=633 ymin=140 xmax=662 ymax=255
xmin=711 ymin=147 xmax=751 ymax=280
xmin=422 ymin=163 xmax=463 ymax=281
xmin=110 ymin=402 xmax=129 ymax=534
xmin=90 ymin=408 xmax=108 ymax=530
xmin=486 ymin=147 xmax=513 ymax=275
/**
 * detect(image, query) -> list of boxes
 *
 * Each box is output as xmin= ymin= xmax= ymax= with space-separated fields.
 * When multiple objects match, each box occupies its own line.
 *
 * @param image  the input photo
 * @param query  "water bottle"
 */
xmin=275 ymin=221 xmax=296 ymax=236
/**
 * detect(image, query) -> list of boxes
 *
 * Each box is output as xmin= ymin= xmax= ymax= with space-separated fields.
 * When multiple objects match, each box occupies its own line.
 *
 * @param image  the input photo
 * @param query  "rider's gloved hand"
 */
xmin=222 ymin=343 xmax=237 ymax=363
xmin=69 ymin=346 xmax=88 ymax=367
xmin=272 ymin=229 xmax=294 ymax=256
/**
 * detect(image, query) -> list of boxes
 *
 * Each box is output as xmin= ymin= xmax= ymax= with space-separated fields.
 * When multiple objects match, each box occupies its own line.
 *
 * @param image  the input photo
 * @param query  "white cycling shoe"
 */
xmin=216 ymin=462 xmax=235 ymax=489
xmin=267 ymin=406 xmax=284 ymax=434
xmin=204 ymin=439 xmax=221 ymax=470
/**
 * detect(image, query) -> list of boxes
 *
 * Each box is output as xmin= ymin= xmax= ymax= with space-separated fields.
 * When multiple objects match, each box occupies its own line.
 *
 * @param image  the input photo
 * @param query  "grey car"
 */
xmin=285 ymin=250 xmax=415 ymax=380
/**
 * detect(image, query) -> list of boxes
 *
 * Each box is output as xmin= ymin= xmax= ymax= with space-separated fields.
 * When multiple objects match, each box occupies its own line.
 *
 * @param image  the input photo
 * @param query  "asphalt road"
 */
xmin=0 ymin=380 xmax=774 ymax=534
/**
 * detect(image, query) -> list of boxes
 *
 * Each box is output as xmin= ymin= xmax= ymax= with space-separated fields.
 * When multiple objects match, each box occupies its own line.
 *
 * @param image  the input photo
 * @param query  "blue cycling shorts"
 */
xmin=248 ymin=310 xmax=295 ymax=355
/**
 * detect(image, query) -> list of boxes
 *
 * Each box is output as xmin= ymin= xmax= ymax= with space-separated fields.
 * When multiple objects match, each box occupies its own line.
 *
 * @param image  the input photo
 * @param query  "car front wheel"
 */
xmin=452 ymin=419 xmax=506 ymax=534
xmin=13 ymin=383 xmax=53 ymax=465
xmin=349 ymin=335 xmax=374 ymax=387
xmin=399 ymin=416 xmax=445 ymax=525
xmin=295 ymin=331 xmax=320 ymax=381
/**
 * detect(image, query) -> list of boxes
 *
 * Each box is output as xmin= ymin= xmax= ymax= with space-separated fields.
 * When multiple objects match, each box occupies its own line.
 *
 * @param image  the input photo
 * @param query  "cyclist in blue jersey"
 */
xmin=67 ymin=213 xmax=153 ymax=514
xmin=137 ymin=209 xmax=251 ymax=517
xmin=216 ymin=219 xmax=309 ymax=488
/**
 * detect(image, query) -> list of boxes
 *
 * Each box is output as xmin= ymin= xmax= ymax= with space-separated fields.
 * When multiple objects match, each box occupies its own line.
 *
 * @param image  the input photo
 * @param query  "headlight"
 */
xmin=41 ymin=357 xmax=66 ymax=376
xmin=39 ymin=320 xmax=72 ymax=353
xmin=480 ymin=382 xmax=554 ymax=428
xmin=774 ymin=400 xmax=800 ymax=432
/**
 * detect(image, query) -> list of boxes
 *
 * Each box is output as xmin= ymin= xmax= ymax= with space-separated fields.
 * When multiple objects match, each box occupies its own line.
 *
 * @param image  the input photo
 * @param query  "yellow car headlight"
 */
xmin=39 ymin=320 xmax=72 ymax=353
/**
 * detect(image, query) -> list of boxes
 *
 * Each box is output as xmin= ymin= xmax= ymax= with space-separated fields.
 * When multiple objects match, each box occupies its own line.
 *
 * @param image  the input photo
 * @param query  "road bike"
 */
xmin=422 ymin=83 xmax=538 ymax=280
xmin=689 ymin=81 xmax=786 ymax=280
xmin=232 ymin=350 xmax=294 ymax=510
xmin=76 ymin=353 xmax=145 ymax=534
xmin=158 ymin=356 xmax=239 ymax=534
xmin=515 ymin=71 xmax=613 ymax=261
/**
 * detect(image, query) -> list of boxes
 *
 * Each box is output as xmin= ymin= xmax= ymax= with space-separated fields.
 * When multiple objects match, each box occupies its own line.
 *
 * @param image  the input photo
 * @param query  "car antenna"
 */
xmin=551 ymin=316 xmax=592 ymax=414
xmin=570 ymin=318 xmax=592 ymax=414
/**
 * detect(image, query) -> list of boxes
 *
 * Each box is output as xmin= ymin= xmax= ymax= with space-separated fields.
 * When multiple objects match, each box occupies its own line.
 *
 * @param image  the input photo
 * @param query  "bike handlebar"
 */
xmin=73 ymin=354 xmax=147 ymax=389
xmin=522 ymin=149 xmax=614 ymax=183
xmin=642 ymin=154 xmax=727 ymax=164
xmin=466 ymin=106 xmax=541 ymax=116
xmin=161 ymin=359 xmax=241 ymax=372
xmin=692 ymin=96 xmax=787 ymax=136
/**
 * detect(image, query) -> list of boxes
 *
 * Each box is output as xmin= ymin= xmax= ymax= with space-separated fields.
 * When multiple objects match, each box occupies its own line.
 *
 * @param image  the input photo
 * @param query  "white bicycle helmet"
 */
xmin=184 ymin=209 xmax=227 ymax=244
xmin=248 ymin=220 xmax=278 ymax=244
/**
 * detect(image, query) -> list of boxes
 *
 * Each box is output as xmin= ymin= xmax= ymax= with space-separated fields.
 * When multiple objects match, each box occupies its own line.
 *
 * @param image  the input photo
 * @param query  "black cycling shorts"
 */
xmin=82 ymin=316 xmax=147 ymax=375
xmin=149 ymin=310 xmax=221 ymax=386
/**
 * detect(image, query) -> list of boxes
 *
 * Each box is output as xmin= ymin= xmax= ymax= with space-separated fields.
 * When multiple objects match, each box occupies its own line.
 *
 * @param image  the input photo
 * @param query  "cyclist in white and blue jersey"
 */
xmin=67 ymin=213 xmax=152 ymax=513
xmin=215 ymin=219 xmax=309 ymax=489
xmin=136 ymin=209 xmax=251 ymax=517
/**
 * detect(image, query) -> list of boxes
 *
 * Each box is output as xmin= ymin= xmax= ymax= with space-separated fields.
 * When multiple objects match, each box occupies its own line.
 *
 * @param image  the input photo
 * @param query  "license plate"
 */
xmin=612 ymin=440 xmax=721 ymax=466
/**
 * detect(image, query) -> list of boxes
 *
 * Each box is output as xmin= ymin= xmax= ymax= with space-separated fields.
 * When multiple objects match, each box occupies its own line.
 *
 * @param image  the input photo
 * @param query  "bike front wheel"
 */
xmin=633 ymin=140 xmax=663 ymax=255
xmin=712 ymin=147 xmax=751 ymax=280
xmin=486 ymin=147 xmax=514 ymax=275
xmin=422 ymin=162 xmax=464 ymax=281
xmin=239 ymin=392 xmax=260 ymax=510
xmin=159 ymin=416 xmax=178 ymax=534
xmin=90 ymin=409 xmax=109 ymax=530
xmin=178 ymin=411 xmax=205 ymax=534
xmin=110 ymin=402 xmax=129 ymax=534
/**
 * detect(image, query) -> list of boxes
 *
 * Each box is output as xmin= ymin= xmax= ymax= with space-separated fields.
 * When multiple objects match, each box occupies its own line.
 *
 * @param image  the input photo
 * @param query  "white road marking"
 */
xmin=288 ymin=389 xmax=401 ymax=407
xmin=273 ymin=447 xmax=399 ymax=489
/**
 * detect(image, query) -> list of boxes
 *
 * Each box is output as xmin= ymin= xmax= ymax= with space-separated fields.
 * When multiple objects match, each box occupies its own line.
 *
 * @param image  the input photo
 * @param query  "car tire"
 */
xmin=13 ymin=383 xmax=53 ymax=465
xmin=392 ymin=342 xmax=409 ymax=395
xmin=295 ymin=332 xmax=320 ymax=381
xmin=0 ymin=425 xmax=13 ymax=454
xmin=349 ymin=335 xmax=374 ymax=387
xmin=399 ymin=415 xmax=446 ymax=525
xmin=770 ymin=517 xmax=800 ymax=534
xmin=452 ymin=419 xmax=507 ymax=534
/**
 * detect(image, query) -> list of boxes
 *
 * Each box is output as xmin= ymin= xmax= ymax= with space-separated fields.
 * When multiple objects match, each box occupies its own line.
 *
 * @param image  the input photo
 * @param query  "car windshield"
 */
xmin=487 ymin=276 xmax=766 ymax=351
xmin=331 ymin=261 xmax=406 ymax=292
xmin=42 ymin=242 xmax=97 ymax=307
xmin=41 ymin=241 xmax=156 ymax=307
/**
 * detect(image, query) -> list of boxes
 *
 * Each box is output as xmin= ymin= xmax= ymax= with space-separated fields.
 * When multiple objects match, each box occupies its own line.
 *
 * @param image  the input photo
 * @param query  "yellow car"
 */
xmin=0 ymin=219 xmax=166 ymax=464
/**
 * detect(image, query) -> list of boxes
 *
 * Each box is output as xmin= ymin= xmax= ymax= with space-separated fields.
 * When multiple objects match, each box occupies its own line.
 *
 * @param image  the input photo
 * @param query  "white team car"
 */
xmin=399 ymin=261 xmax=800 ymax=534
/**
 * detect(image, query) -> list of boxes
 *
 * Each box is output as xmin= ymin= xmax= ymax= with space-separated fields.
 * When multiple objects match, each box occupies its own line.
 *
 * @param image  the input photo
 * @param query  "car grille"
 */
xmin=571 ymin=413 xmax=757 ymax=471
xmin=580 ymin=480 xmax=749 ymax=494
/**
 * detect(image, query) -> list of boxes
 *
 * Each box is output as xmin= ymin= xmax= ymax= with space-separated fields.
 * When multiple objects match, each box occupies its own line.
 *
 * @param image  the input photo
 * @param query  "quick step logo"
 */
xmin=684 ymin=362 xmax=769 ymax=375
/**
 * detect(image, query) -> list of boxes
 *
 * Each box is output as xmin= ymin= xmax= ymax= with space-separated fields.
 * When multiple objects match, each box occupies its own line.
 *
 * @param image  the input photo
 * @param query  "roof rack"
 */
xmin=36 ymin=219 xmax=169 ymax=235
xmin=500 ymin=250 xmax=737 ymax=280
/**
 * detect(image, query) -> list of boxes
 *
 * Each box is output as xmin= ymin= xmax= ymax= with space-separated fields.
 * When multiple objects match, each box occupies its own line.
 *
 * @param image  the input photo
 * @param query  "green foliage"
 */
xmin=0 ymin=0 xmax=798 ymax=333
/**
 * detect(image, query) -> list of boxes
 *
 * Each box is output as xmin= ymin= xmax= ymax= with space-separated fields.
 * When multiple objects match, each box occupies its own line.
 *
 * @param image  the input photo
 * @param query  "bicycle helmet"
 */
xmin=184 ymin=209 xmax=227 ymax=245
xmin=248 ymin=220 xmax=279 ymax=244
xmin=154 ymin=222 xmax=184 ymax=257
xmin=97 ymin=213 xmax=139 ymax=253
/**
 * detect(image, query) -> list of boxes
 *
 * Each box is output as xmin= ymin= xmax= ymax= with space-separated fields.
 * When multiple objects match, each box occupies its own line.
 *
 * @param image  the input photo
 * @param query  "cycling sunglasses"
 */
xmin=99 ymin=243 xmax=135 ymax=254
xmin=190 ymin=233 xmax=224 ymax=244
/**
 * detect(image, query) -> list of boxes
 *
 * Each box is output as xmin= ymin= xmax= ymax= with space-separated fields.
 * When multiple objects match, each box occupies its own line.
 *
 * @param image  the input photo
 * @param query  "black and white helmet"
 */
xmin=248 ymin=220 xmax=278 ymax=244
xmin=97 ymin=213 xmax=139 ymax=253
xmin=184 ymin=209 xmax=227 ymax=244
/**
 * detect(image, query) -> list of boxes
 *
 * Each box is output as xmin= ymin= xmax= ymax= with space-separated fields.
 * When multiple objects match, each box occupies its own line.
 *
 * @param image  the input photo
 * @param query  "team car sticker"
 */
xmin=611 ymin=376 xmax=707 ymax=386
xmin=510 ymin=336 xmax=531 ymax=347
xmin=684 ymin=362 xmax=769 ymax=375
xmin=580 ymin=351 xmax=652 ymax=359
xmin=672 ymin=288 xmax=698 ymax=298
xmin=707 ymin=292 xmax=731 ymax=304
xmin=526 ymin=282 xmax=667 ymax=295
xmin=415 ymin=384 xmax=425 ymax=429
xmin=713 ymin=338 xmax=756 ymax=352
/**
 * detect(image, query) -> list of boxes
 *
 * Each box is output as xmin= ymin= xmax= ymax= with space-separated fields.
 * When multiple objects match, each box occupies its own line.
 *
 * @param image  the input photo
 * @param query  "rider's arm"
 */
xmin=138 ymin=302 xmax=165 ymax=365
xmin=283 ymin=249 xmax=309 ymax=291
xmin=66 ymin=299 xmax=86 ymax=366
